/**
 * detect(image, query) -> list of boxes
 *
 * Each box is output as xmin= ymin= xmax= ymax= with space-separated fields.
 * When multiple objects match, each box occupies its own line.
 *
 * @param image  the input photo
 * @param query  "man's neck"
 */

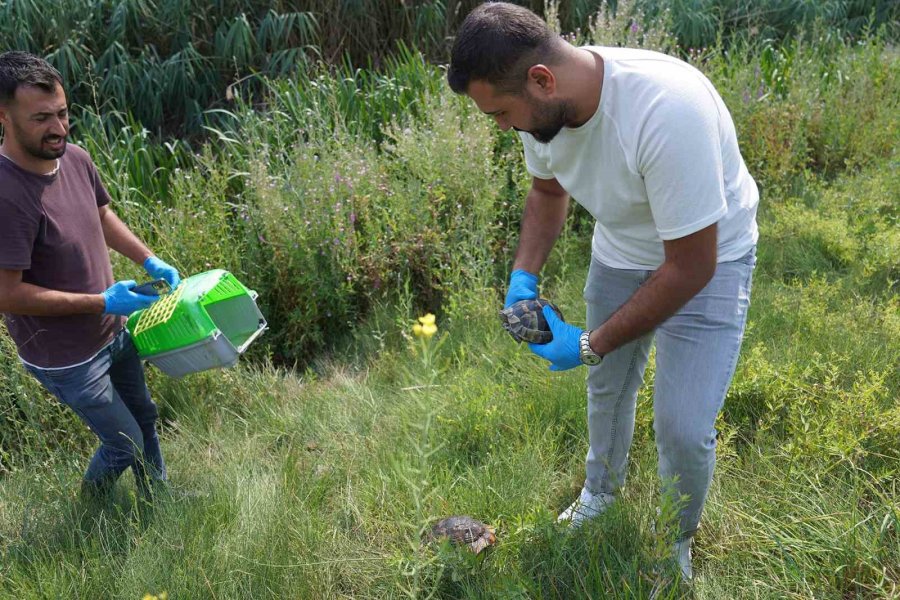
xmin=0 ymin=143 xmax=59 ymax=176
xmin=568 ymin=47 xmax=605 ymax=127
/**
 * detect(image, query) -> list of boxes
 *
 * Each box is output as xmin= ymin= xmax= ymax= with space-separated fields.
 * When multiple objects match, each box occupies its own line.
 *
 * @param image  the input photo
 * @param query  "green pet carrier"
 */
xmin=125 ymin=269 xmax=267 ymax=378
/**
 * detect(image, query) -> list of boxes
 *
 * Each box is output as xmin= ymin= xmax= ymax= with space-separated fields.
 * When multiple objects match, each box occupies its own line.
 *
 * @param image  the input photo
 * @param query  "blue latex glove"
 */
xmin=528 ymin=305 xmax=584 ymax=371
xmin=102 ymin=280 xmax=161 ymax=316
xmin=504 ymin=269 xmax=539 ymax=308
xmin=143 ymin=256 xmax=181 ymax=289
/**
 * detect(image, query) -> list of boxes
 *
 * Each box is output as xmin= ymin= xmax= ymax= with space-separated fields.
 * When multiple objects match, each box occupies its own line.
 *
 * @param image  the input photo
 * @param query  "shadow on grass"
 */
xmin=2 ymin=477 xmax=210 ymax=568
xmin=6 ymin=483 xmax=140 ymax=566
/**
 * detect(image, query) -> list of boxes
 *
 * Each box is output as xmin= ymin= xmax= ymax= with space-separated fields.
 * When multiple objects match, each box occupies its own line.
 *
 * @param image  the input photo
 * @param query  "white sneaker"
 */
xmin=674 ymin=538 xmax=693 ymax=581
xmin=557 ymin=487 xmax=615 ymax=527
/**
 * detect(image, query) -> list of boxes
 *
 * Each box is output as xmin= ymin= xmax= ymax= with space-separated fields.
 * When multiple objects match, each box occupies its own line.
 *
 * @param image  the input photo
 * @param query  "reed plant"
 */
xmin=1 ymin=0 xmax=896 ymax=136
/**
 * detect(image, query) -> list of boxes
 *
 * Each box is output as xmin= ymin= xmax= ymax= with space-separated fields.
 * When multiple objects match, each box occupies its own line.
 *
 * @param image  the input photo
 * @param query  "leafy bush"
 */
xmin=702 ymin=33 xmax=899 ymax=194
xmin=231 ymin=90 xmax=502 ymax=362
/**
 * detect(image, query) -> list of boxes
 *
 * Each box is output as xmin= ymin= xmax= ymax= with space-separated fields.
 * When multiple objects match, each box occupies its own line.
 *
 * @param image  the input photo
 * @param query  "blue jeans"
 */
xmin=583 ymin=248 xmax=756 ymax=538
xmin=25 ymin=329 xmax=166 ymax=493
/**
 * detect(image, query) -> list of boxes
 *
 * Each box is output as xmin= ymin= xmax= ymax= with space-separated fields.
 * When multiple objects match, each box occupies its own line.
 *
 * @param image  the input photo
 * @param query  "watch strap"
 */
xmin=579 ymin=329 xmax=603 ymax=365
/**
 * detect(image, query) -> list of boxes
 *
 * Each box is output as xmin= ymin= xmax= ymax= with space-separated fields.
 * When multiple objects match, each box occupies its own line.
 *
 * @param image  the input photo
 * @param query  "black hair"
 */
xmin=448 ymin=2 xmax=563 ymax=95
xmin=0 ymin=51 xmax=64 ymax=104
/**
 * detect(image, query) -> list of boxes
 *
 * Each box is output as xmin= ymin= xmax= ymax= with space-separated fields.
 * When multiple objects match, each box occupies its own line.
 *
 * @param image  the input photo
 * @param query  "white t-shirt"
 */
xmin=519 ymin=46 xmax=759 ymax=269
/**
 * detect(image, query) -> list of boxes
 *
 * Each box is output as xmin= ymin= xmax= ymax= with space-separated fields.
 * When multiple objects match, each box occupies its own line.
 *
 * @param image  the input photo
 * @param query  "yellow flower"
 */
xmin=413 ymin=314 xmax=438 ymax=339
xmin=142 ymin=595 xmax=157 ymax=600
xmin=159 ymin=594 xmax=168 ymax=600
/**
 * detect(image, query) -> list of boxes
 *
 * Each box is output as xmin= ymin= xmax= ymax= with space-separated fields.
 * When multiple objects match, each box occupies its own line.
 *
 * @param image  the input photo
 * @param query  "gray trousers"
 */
xmin=583 ymin=248 xmax=756 ymax=538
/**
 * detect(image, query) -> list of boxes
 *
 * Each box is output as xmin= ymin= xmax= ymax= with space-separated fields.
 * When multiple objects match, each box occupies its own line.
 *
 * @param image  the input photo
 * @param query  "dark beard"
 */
xmin=525 ymin=97 xmax=575 ymax=144
xmin=30 ymin=137 xmax=67 ymax=160
xmin=10 ymin=121 xmax=67 ymax=160
xmin=529 ymin=123 xmax=565 ymax=144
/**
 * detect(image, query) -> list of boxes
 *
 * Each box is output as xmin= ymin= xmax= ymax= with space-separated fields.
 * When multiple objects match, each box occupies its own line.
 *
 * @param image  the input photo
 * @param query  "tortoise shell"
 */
xmin=499 ymin=298 xmax=564 ymax=344
xmin=426 ymin=515 xmax=497 ymax=554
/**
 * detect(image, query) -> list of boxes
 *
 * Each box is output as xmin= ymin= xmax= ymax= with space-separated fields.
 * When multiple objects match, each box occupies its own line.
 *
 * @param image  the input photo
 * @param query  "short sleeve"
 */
xmin=636 ymin=84 xmax=727 ymax=240
xmin=87 ymin=159 xmax=112 ymax=208
xmin=0 ymin=196 xmax=41 ymax=270
xmin=518 ymin=131 xmax=555 ymax=180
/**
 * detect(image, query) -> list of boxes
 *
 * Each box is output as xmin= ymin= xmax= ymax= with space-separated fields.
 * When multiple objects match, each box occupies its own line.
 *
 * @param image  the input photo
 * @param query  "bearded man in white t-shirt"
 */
xmin=449 ymin=2 xmax=759 ymax=580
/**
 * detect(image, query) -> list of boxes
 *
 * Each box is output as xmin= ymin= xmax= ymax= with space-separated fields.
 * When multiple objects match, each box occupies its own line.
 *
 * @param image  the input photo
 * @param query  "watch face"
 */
xmin=581 ymin=353 xmax=602 ymax=366
xmin=579 ymin=332 xmax=602 ymax=365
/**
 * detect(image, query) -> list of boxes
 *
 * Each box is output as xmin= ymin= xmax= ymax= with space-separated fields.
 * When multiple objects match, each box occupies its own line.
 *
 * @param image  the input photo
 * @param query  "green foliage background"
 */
xmin=0 ymin=2 xmax=897 ymax=598
xmin=0 ymin=0 xmax=897 ymax=135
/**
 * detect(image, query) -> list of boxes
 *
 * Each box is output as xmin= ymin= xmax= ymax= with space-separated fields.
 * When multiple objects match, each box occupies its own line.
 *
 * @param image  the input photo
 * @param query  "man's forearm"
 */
xmin=590 ymin=264 xmax=706 ymax=355
xmin=100 ymin=207 xmax=152 ymax=265
xmin=512 ymin=186 xmax=569 ymax=275
xmin=0 ymin=282 xmax=104 ymax=316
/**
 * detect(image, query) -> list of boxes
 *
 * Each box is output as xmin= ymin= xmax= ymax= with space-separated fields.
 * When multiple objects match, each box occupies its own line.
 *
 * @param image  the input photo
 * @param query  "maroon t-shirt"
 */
xmin=0 ymin=144 xmax=123 ymax=368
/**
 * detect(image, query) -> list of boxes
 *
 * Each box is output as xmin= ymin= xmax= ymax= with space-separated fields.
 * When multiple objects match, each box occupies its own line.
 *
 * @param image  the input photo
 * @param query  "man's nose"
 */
xmin=49 ymin=117 xmax=68 ymax=135
xmin=493 ymin=115 xmax=511 ymax=131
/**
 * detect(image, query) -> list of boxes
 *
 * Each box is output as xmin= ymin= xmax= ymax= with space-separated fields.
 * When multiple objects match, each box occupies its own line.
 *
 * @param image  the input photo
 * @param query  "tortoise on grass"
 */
xmin=425 ymin=516 xmax=497 ymax=554
xmin=499 ymin=298 xmax=565 ymax=344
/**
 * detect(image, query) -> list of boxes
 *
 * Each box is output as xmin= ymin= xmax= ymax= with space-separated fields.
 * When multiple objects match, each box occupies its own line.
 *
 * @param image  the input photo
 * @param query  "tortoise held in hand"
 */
xmin=499 ymin=298 xmax=565 ymax=344
xmin=425 ymin=516 xmax=497 ymax=554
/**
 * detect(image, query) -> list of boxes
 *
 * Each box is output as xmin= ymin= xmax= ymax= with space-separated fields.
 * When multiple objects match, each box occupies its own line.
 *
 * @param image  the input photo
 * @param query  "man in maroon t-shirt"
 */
xmin=0 ymin=51 xmax=181 ymax=500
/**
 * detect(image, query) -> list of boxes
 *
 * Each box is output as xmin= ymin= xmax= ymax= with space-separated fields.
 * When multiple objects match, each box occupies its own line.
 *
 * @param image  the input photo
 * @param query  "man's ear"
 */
xmin=0 ymin=102 xmax=11 ymax=129
xmin=526 ymin=64 xmax=556 ymax=96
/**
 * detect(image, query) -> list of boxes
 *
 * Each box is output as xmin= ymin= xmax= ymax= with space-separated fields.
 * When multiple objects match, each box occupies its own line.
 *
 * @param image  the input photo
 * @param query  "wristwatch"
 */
xmin=579 ymin=329 xmax=603 ymax=366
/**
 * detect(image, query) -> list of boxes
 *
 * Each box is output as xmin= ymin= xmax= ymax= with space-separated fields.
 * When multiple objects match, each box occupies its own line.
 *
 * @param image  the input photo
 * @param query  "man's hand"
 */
xmin=504 ymin=269 xmax=539 ymax=308
xmin=143 ymin=256 xmax=181 ymax=289
xmin=102 ymin=280 xmax=160 ymax=316
xmin=528 ymin=305 xmax=584 ymax=371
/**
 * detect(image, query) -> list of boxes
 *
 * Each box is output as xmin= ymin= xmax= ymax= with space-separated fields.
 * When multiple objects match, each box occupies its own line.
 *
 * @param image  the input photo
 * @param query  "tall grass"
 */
xmin=0 ymin=174 xmax=896 ymax=595
xmin=0 ymin=5 xmax=893 ymax=377
xmin=41 ymin=22 xmax=897 ymax=375
xmin=1 ymin=0 xmax=896 ymax=136
xmin=0 ymin=8 xmax=897 ymax=598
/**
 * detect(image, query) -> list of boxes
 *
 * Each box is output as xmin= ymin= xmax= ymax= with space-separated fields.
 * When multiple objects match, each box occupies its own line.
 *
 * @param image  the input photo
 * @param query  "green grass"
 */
xmin=1 ymin=156 xmax=897 ymax=597
xmin=0 ymin=11 xmax=898 ymax=600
